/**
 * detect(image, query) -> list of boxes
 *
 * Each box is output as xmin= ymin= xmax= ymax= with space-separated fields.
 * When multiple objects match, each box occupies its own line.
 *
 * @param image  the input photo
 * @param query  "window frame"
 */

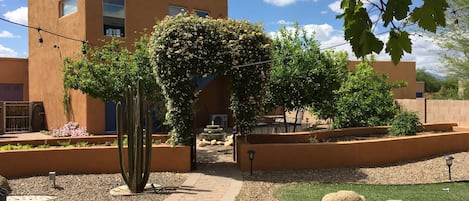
xmin=102 ymin=0 xmax=126 ymax=37
xmin=194 ymin=9 xmax=210 ymax=18
xmin=60 ymin=0 xmax=78 ymax=17
xmin=168 ymin=5 xmax=186 ymax=16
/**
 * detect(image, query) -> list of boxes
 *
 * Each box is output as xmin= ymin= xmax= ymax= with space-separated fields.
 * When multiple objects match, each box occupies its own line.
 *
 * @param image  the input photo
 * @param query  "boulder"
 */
xmin=224 ymin=138 xmax=233 ymax=146
xmin=0 ymin=175 xmax=11 ymax=193
xmin=322 ymin=190 xmax=366 ymax=201
xmin=216 ymin=141 xmax=224 ymax=145
xmin=198 ymin=140 xmax=209 ymax=147
xmin=210 ymin=140 xmax=217 ymax=145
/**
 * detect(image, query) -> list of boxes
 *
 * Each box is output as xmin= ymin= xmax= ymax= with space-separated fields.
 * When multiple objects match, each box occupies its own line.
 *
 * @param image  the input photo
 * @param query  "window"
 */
xmin=169 ymin=6 xmax=185 ymax=16
xmin=103 ymin=0 xmax=125 ymax=37
xmin=60 ymin=0 xmax=77 ymax=17
xmin=194 ymin=10 xmax=209 ymax=18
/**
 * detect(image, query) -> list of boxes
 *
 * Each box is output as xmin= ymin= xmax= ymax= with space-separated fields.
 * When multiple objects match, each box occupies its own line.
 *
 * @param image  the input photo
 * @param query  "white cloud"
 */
xmin=320 ymin=10 xmax=328 ymax=14
xmin=0 ymin=30 xmax=18 ymax=38
xmin=277 ymin=20 xmax=294 ymax=25
xmin=328 ymin=1 xmax=342 ymax=14
xmin=3 ymin=6 xmax=28 ymax=25
xmin=0 ymin=44 xmax=18 ymax=57
xmin=303 ymin=24 xmax=335 ymax=42
xmin=264 ymin=0 xmax=297 ymax=7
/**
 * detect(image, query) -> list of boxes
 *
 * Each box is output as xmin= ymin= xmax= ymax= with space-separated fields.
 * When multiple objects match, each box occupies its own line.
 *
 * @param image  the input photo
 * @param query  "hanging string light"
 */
xmin=37 ymin=28 xmax=43 ymax=44
xmin=0 ymin=17 xmax=89 ymax=54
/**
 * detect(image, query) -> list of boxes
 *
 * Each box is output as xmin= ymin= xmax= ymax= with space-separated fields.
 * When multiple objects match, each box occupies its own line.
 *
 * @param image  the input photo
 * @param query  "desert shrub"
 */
xmin=332 ymin=60 xmax=400 ymax=128
xmin=389 ymin=110 xmax=422 ymax=136
xmin=52 ymin=122 xmax=89 ymax=137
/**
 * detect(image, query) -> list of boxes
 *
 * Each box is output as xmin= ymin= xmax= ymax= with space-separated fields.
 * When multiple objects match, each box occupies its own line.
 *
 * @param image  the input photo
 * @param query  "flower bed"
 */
xmin=236 ymin=123 xmax=469 ymax=171
xmin=0 ymin=135 xmax=190 ymax=178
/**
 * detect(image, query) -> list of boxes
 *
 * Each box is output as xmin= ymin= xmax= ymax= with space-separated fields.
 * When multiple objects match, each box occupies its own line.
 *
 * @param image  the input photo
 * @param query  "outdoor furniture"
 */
xmin=263 ymin=115 xmax=284 ymax=133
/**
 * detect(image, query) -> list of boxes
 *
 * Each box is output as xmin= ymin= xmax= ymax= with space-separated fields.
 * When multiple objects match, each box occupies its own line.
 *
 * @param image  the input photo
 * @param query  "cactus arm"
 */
xmin=116 ymin=101 xmax=129 ymax=185
xmin=141 ymin=107 xmax=152 ymax=189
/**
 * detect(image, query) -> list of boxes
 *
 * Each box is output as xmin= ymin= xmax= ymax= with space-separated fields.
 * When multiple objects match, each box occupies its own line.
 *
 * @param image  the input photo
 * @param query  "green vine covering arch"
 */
xmin=149 ymin=15 xmax=272 ymax=145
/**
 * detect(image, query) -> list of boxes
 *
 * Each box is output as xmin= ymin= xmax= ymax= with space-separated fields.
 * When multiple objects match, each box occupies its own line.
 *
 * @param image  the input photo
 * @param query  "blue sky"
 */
xmin=0 ymin=0 xmax=443 ymax=74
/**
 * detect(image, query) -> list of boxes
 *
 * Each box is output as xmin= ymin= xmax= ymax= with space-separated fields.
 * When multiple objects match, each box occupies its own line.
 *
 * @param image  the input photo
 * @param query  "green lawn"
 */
xmin=274 ymin=182 xmax=469 ymax=201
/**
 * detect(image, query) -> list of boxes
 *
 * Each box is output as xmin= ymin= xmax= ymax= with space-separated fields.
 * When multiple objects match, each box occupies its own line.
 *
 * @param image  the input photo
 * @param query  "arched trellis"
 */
xmin=150 ymin=15 xmax=272 ymax=145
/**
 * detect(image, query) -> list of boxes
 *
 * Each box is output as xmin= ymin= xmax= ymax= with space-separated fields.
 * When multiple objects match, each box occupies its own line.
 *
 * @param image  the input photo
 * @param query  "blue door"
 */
xmin=105 ymin=101 xmax=117 ymax=133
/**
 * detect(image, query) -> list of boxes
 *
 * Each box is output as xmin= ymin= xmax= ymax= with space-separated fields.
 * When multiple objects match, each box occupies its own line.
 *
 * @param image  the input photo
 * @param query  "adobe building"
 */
xmin=348 ymin=60 xmax=416 ymax=99
xmin=0 ymin=57 xmax=29 ymax=101
xmin=27 ymin=0 xmax=228 ymax=134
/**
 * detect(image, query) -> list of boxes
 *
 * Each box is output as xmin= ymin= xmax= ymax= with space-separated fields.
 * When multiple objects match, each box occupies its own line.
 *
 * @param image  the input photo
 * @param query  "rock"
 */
xmin=0 ymin=175 xmax=11 ymax=193
xmin=225 ymin=134 xmax=233 ymax=140
xmin=198 ymin=140 xmax=209 ymax=147
xmin=210 ymin=140 xmax=217 ymax=145
xmin=322 ymin=190 xmax=366 ymax=201
xmin=216 ymin=141 xmax=224 ymax=145
xmin=224 ymin=138 xmax=233 ymax=146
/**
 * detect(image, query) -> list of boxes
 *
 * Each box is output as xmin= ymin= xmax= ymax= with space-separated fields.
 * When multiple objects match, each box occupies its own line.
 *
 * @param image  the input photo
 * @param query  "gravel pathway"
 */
xmin=236 ymin=151 xmax=469 ymax=201
xmin=8 ymin=172 xmax=187 ymax=201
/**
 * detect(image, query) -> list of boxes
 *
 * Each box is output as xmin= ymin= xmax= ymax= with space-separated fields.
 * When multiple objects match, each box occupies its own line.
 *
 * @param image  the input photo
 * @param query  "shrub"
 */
xmin=332 ymin=60 xmax=399 ymax=128
xmin=389 ymin=110 xmax=422 ymax=136
xmin=52 ymin=122 xmax=89 ymax=137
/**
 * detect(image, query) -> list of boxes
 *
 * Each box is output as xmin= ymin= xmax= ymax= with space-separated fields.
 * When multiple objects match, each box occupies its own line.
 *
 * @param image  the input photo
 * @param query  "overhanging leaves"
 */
xmin=385 ymin=30 xmax=412 ymax=65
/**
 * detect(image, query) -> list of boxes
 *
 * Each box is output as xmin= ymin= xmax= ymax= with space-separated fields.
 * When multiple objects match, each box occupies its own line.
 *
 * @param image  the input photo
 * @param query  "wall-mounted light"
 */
xmin=444 ymin=155 xmax=454 ymax=181
xmin=248 ymin=150 xmax=256 ymax=176
xmin=48 ymin=171 xmax=57 ymax=188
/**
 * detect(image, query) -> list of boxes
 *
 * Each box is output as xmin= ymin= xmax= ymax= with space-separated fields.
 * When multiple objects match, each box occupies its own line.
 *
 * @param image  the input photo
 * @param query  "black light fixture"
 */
xmin=248 ymin=150 xmax=256 ymax=176
xmin=37 ymin=28 xmax=43 ymax=44
xmin=444 ymin=155 xmax=454 ymax=181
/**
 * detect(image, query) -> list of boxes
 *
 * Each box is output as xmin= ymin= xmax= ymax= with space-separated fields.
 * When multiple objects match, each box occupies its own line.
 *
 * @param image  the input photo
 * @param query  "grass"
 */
xmin=274 ymin=182 xmax=469 ymax=201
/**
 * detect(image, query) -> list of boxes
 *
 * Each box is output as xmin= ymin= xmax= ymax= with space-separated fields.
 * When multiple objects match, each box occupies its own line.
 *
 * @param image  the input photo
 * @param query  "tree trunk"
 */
xmin=293 ymin=110 xmax=299 ymax=132
xmin=283 ymin=107 xmax=288 ymax=133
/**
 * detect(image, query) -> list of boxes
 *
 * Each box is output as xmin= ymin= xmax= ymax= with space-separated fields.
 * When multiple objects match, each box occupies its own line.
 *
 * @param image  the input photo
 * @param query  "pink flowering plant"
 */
xmin=52 ymin=121 xmax=89 ymax=137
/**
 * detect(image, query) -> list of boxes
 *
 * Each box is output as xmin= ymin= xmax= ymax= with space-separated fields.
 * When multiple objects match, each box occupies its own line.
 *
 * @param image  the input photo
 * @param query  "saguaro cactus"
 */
xmin=116 ymin=80 xmax=152 ymax=193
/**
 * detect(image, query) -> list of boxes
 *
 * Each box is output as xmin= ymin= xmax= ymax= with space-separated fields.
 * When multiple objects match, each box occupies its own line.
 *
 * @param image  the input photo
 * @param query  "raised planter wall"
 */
xmin=0 ymin=145 xmax=190 ymax=178
xmin=0 ymin=134 xmax=171 ymax=146
xmin=247 ymin=123 xmax=458 ymax=143
xmin=237 ymin=125 xmax=469 ymax=171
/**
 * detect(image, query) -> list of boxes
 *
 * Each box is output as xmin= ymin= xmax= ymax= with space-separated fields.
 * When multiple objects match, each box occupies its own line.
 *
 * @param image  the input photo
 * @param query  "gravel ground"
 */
xmin=236 ymin=151 xmax=469 ymax=201
xmin=7 ymin=142 xmax=469 ymax=201
xmin=8 ymin=172 xmax=187 ymax=201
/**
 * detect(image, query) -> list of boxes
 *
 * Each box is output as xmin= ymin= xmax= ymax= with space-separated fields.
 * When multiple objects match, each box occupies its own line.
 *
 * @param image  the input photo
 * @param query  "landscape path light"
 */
xmin=444 ymin=155 xmax=454 ymax=181
xmin=48 ymin=171 xmax=56 ymax=188
xmin=248 ymin=150 xmax=256 ymax=176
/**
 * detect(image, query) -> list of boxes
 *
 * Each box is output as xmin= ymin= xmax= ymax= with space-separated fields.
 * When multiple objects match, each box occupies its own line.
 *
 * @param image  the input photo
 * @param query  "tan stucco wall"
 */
xmin=237 ymin=127 xmax=469 ymax=171
xmin=194 ymin=75 xmax=233 ymax=128
xmin=0 ymin=57 xmax=29 ymax=100
xmin=28 ymin=0 xmax=88 ymax=131
xmin=348 ymin=60 xmax=416 ymax=99
xmin=28 ymin=0 xmax=227 ymax=133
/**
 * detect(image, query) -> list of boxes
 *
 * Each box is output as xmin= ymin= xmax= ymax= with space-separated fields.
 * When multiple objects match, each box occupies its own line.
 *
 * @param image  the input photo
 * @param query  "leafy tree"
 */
xmin=333 ymin=59 xmax=399 ymax=128
xmin=63 ymin=34 xmax=165 ymax=118
xmin=309 ymin=50 xmax=349 ymax=122
xmin=434 ymin=0 xmax=469 ymax=79
xmin=339 ymin=0 xmax=449 ymax=64
xmin=434 ymin=76 xmax=469 ymax=99
xmin=416 ymin=69 xmax=442 ymax=93
xmin=266 ymin=23 xmax=348 ymax=132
